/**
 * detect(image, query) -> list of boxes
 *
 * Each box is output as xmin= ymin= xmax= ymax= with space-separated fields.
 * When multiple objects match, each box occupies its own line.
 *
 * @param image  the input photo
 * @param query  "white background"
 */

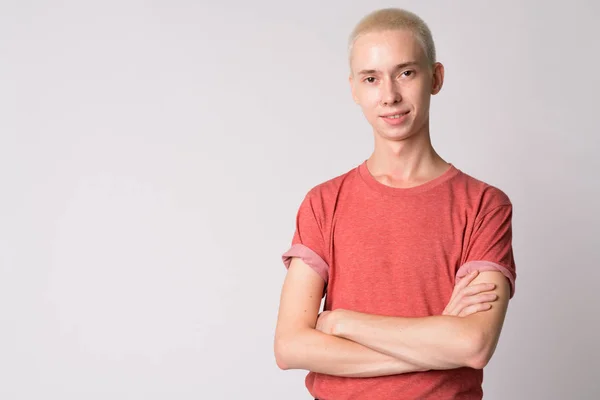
xmin=1 ymin=1 xmax=599 ymax=399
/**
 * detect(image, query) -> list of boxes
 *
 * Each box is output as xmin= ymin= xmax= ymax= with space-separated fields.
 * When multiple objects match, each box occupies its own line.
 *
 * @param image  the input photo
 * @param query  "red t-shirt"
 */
xmin=281 ymin=160 xmax=516 ymax=400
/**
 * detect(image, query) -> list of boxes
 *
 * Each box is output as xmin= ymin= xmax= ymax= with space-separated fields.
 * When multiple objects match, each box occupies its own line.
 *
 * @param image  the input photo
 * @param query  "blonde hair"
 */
xmin=348 ymin=8 xmax=436 ymax=67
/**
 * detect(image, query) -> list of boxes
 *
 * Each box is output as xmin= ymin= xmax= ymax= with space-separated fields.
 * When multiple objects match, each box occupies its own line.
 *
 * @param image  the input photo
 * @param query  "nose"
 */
xmin=380 ymin=78 xmax=401 ymax=106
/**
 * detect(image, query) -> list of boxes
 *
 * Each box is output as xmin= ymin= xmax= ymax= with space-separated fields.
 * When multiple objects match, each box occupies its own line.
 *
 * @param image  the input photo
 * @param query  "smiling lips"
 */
xmin=381 ymin=110 xmax=410 ymax=125
xmin=382 ymin=111 xmax=408 ymax=118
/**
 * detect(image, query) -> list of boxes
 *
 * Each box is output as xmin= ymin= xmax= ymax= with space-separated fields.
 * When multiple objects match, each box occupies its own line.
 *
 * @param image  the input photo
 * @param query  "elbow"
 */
xmin=274 ymin=335 xmax=301 ymax=370
xmin=274 ymin=328 xmax=314 ymax=370
xmin=274 ymin=337 xmax=291 ymax=370
xmin=465 ymin=330 xmax=493 ymax=370
xmin=467 ymin=351 xmax=489 ymax=370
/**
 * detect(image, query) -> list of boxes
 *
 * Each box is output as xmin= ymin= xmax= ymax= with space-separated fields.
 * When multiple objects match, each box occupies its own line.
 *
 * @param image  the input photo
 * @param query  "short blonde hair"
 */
xmin=348 ymin=8 xmax=436 ymax=67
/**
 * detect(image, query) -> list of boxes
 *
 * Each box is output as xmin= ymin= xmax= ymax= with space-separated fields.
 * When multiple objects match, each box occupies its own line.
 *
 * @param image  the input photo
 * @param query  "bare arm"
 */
xmin=331 ymin=271 xmax=511 ymax=370
xmin=274 ymin=257 xmax=429 ymax=377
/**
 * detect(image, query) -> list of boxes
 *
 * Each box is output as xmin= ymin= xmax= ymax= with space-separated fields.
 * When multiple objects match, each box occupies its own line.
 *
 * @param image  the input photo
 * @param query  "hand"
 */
xmin=315 ymin=310 xmax=338 ymax=335
xmin=442 ymin=270 xmax=497 ymax=317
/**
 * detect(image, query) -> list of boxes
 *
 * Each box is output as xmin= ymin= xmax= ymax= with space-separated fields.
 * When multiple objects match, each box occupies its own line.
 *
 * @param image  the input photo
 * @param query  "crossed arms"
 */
xmin=273 ymin=257 xmax=511 ymax=377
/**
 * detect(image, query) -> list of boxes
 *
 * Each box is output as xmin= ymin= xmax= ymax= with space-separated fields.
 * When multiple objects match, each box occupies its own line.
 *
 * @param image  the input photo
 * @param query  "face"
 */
xmin=349 ymin=29 xmax=444 ymax=141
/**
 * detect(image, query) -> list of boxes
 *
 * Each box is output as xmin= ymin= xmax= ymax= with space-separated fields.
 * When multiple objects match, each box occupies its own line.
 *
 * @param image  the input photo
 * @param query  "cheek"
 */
xmin=414 ymin=84 xmax=431 ymax=105
xmin=416 ymin=91 xmax=431 ymax=111
xmin=363 ymin=89 xmax=381 ymax=110
xmin=356 ymin=85 xmax=378 ymax=101
xmin=356 ymin=89 xmax=380 ymax=115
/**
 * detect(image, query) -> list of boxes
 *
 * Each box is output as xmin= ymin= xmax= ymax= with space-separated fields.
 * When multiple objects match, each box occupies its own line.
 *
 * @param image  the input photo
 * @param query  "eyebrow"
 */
xmin=357 ymin=61 xmax=419 ymax=76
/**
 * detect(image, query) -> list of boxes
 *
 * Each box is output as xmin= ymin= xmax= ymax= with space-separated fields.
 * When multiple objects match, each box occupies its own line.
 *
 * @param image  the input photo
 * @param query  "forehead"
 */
xmin=350 ymin=29 xmax=426 ymax=73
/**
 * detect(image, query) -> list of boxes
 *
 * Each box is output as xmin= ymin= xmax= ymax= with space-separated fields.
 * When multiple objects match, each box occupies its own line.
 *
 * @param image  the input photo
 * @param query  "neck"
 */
xmin=367 ymin=121 xmax=448 ymax=185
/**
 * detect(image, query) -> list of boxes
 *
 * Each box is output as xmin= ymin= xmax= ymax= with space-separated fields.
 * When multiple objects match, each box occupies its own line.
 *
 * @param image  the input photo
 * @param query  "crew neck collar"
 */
xmin=357 ymin=159 xmax=460 ymax=196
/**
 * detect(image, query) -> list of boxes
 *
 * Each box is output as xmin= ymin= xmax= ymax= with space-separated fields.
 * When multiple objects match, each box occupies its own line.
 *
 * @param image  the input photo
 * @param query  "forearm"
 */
xmin=334 ymin=312 xmax=479 ymax=370
xmin=277 ymin=327 xmax=430 ymax=377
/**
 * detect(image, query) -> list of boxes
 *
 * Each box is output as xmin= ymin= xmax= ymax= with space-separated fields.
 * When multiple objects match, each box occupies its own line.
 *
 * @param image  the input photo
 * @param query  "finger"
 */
xmin=454 ymin=270 xmax=480 ymax=293
xmin=446 ymin=289 xmax=497 ymax=317
xmin=446 ymin=284 xmax=496 ymax=316
xmin=447 ymin=278 xmax=495 ymax=313
xmin=472 ymin=293 xmax=498 ymax=304
xmin=456 ymin=270 xmax=480 ymax=288
xmin=458 ymin=302 xmax=492 ymax=317
xmin=442 ymin=306 xmax=458 ymax=316
xmin=446 ymin=271 xmax=481 ymax=312
xmin=453 ymin=293 xmax=497 ymax=317
xmin=457 ymin=293 xmax=498 ymax=310
xmin=461 ymin=283 xmax=497 ymax=297
xmin=446 ymin=271 xmax=480 ymax=310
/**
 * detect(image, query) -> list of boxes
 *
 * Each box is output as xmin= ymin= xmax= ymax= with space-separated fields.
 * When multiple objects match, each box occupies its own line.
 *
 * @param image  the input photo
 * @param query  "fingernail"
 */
xmin=470 ymin=271 xmax=478 ymax=275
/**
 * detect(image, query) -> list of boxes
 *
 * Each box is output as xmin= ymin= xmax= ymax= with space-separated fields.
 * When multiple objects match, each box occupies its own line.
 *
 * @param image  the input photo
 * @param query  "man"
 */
xmin=274 ymin=8 xmax=516 ymax=400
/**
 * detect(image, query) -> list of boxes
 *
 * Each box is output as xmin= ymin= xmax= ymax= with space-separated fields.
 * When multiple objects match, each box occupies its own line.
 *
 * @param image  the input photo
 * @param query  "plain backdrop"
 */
xmin=1 ymin=1 xmax=599 ymax=399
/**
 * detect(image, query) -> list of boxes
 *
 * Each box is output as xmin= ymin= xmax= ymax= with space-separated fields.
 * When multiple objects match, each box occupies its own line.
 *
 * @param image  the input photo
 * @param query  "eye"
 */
xmin=364 ymin=77 xmax=376 ymax=83
xmin=402 ymin=70 xmax=415 ymax=77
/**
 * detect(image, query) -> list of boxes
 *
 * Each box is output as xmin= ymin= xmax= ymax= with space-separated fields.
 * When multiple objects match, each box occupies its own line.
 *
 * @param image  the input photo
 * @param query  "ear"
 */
xmin=349 ymin=74 xmax=359 ymax=104
xmin=431 ymin=62 xmax=445 ymax=95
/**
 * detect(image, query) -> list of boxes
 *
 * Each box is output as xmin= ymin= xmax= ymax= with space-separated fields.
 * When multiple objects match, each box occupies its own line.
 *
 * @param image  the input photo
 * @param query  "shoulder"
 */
xmin=452 ymin=167 xmax=513 ymax=214
xmin=303 ymin=164 xmax=359 ymax=203
xmin=295 ymin=164 xmax=359 ymax=225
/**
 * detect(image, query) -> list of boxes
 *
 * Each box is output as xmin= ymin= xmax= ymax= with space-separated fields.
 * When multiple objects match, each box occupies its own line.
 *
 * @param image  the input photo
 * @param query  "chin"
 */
xmin=376 ymin=129 xmax=415 ymax=142
xmin=381 ymin=124 xmax=413 ymax=136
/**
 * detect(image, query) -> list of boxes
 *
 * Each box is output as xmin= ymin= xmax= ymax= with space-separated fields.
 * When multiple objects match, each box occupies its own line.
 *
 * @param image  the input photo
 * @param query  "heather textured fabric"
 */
xmin=281 ymin=160 xmax=517 ymax=400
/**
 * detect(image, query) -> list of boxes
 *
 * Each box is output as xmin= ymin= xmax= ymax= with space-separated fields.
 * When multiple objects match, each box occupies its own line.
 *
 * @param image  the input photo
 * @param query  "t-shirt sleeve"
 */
xmin=281 ymin=190 xmax=330 ymax=291
xmin=456 ymin=203 xmax=517 ymax=298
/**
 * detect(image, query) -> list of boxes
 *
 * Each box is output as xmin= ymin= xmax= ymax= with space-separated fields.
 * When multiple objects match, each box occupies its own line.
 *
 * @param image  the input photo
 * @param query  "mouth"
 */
xmin=380 ymin=110 xmax=410 ymax=125
xmin=380 ymin=111 xmax=410 ymax=119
